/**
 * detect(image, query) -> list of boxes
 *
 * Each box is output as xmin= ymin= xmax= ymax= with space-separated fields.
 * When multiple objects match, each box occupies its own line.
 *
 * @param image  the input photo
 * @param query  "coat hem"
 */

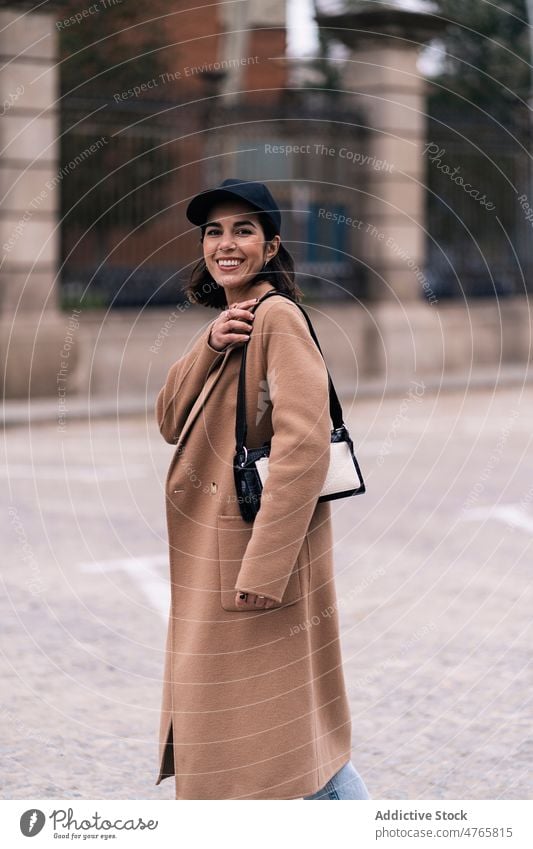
xmin=159 ymin=753 xmax=352 ymax=800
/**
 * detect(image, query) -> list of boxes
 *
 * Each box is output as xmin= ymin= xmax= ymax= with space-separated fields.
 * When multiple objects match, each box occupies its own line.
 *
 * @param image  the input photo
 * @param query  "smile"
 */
xmin=216 ymin=258 xmax=244 ymax=268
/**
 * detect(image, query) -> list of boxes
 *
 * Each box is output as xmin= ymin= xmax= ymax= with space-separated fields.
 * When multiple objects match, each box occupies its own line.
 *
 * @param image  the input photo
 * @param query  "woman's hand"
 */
xmin=234 ymin=591 xmax=278 ymax=610
xmin=209 ymin=298 xmax=257 ymax=352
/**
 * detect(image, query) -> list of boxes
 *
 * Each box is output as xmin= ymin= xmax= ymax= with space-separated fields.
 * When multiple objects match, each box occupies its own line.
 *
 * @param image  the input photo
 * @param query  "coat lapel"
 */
xmin=174 ymin=346 xmax=236 ymax=454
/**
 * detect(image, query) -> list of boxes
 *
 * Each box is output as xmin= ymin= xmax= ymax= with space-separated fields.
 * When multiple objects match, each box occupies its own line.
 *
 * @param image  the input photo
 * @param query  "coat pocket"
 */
xmin=216 ymin=514 xmax=303 ymax=612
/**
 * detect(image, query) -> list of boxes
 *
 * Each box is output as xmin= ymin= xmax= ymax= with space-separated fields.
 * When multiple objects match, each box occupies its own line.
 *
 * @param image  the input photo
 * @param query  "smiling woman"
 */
xmin=203 ymin=206 xmax=277 ymax=294
xmin=184 ymin=179 xmax=302 ymax=308
xmin=154 ymin=178 xmax=371 ymax=800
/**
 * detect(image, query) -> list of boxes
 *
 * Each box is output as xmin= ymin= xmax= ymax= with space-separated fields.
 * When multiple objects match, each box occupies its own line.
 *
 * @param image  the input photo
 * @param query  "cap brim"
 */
xmin=186 ymin=188 xmax=261 ymax=226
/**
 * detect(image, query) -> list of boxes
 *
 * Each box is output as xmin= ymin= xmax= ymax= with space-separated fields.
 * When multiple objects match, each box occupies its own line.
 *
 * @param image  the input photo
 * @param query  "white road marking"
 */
xmin=461 ymin=504 xmax=533 ymax=534
xmin=79 ymin=555 xmax=169 ymax=618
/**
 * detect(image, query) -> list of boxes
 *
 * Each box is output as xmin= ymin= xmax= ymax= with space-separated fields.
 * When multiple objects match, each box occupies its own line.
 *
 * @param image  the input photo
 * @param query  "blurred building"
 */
xmin=0 ymin=0 xmax=531 ymax=402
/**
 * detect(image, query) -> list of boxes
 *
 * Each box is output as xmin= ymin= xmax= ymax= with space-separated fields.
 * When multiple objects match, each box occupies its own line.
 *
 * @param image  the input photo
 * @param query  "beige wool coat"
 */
xmin=154 ymin=290 xmax=353 ymax=800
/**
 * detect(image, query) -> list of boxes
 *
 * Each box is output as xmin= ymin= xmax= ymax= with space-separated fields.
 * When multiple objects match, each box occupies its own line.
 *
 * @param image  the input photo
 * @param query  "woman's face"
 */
xmin=202 ymin=200 xmax=280 ymax=291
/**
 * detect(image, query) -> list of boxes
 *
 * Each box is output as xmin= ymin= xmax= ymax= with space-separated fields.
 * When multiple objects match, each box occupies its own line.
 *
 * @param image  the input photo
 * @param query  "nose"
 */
xmin=218 ymin=230 xmax=237 ymax=250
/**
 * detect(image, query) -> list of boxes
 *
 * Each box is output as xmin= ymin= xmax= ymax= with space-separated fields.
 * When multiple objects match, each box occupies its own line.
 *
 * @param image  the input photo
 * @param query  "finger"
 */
xmin=234 ymin=591 xmax=276 ymax=610
xmin=235 ymin=592 xmax=260 ymax=610
xmin=224 ymin=336 xmax=252 ymax=344
xmin=233 ymin=298 xmax=258 ymax=308
xmin=220 ymin=323 xmax=254 ymax=346
xmin=223 ymin=319 xmax=254 ymax=335
xmin=235 ymin=592 xmax=262 ymax=610
xmin=223 ymin=334 xmax=252 ymax=347
xmin=228 ymin=299 xmax=258 ymax=311
xmin=243 ymin=594 xmax=261 ymax=609
xmin=253 ymin=595 xmax=268 ymax=609
xmin=226 ymin=308 xmax=256 ymax=322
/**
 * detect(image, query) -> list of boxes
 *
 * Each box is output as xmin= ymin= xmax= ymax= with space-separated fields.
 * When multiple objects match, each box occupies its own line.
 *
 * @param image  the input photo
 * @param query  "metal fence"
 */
xmin=423 ymin=105 xmax=533 ymax=300
xmin=59 ymin=95 xmax=533 ymax=308
xmin=59 ymin=96 xmax=369 ymax=309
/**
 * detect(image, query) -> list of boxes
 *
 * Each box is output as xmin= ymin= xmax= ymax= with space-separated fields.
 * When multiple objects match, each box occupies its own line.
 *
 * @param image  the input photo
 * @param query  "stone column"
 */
xmin=0 ymin=3 xmax=73 ymax=399
xmin=316 ymin=5 xmax=446 ymax=304
xmin=315 ymin=5 xmax=447 ymax=379
xmin=348 ymin=41 xmax=428 ymax=304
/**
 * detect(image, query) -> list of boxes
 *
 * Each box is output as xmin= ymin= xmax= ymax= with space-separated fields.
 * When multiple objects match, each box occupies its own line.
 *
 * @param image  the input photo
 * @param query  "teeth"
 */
xmin=217 ymin=259 xmax=242 ymax=267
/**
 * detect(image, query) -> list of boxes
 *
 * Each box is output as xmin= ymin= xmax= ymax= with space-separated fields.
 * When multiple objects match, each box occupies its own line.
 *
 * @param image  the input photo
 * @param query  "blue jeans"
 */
xmin=303 ymin=760 xmax=371 ymax=800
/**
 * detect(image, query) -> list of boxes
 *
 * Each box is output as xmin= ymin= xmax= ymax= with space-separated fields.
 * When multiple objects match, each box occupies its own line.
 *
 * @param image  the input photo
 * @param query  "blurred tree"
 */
xmin=56 ymin=0 xmax=168 ymax=98
xmin=428 ymin=0 xmax=530 ymax=123
xmin=55 ymin=1 xmax=173 ymax=273
xmin=309 ymin=0 xmax=344 ymax=93
xmin=423 ymin=1 xmax=532 ymax=299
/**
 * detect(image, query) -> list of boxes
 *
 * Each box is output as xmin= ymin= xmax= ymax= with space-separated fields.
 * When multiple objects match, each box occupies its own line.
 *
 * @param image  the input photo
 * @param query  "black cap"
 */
xmin=186 ymin=178 xmax=282 ymax=235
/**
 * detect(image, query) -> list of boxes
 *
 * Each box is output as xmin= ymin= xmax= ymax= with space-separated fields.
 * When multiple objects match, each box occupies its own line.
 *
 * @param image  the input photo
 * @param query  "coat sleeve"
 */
xmin=234 ymin=301 xmax=331 ymax=602
xmin=155 ymin=317 xmax=225 ymax=444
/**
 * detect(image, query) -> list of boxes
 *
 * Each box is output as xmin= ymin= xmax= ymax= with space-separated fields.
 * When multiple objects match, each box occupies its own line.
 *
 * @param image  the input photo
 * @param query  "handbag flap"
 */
xmin=255 ymin=440 xmax=362 ymax=496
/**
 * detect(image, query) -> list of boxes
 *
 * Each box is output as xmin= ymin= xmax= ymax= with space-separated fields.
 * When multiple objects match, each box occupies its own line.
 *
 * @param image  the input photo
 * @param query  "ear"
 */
xmin=265 ymin=234 xmax=281 ymax=261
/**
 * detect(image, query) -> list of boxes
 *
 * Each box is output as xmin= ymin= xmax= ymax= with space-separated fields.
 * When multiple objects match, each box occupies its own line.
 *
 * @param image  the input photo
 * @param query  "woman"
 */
xmin=154 ymin=178 xmax=370 ymax=800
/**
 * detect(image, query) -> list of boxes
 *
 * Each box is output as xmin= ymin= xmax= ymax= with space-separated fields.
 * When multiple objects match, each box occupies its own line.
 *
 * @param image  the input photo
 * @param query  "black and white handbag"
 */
xmin=233 ymin=290 xmax=366 ymax=522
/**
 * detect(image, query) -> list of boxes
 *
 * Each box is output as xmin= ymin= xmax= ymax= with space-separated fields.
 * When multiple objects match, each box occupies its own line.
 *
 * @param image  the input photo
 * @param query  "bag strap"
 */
xmin=235 ymin=289 xmax=345 ymax=454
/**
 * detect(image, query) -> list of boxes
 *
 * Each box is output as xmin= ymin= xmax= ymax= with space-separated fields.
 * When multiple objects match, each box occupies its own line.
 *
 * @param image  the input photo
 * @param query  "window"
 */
xmin=307 ymin=203 xmax=347 ymax=263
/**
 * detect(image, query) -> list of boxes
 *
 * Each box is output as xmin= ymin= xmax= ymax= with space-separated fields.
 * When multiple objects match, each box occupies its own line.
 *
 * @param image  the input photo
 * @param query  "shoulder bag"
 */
xmin=232 ymin=290 xmax=366 ymax=522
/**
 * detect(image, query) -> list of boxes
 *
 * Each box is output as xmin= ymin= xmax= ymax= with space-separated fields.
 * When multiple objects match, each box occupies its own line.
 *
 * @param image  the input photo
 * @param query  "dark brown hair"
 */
xmin=181 ymin=211 xmax=303 ymax=309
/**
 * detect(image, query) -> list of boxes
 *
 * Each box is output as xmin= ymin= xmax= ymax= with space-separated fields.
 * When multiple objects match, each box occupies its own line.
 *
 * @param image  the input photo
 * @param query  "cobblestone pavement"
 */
xmin=1 ymin=383 xmax=531 ymax=800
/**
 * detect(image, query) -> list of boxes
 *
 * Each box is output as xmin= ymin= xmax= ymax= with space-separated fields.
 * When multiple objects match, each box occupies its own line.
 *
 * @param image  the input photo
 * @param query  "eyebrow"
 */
xmin=204 ymin=219 xmax=258 ymax=228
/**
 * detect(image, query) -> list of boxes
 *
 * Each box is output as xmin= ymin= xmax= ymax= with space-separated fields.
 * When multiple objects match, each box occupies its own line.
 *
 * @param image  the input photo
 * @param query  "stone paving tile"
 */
xmin=1 ymin=386 xmax=531 ymax=799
